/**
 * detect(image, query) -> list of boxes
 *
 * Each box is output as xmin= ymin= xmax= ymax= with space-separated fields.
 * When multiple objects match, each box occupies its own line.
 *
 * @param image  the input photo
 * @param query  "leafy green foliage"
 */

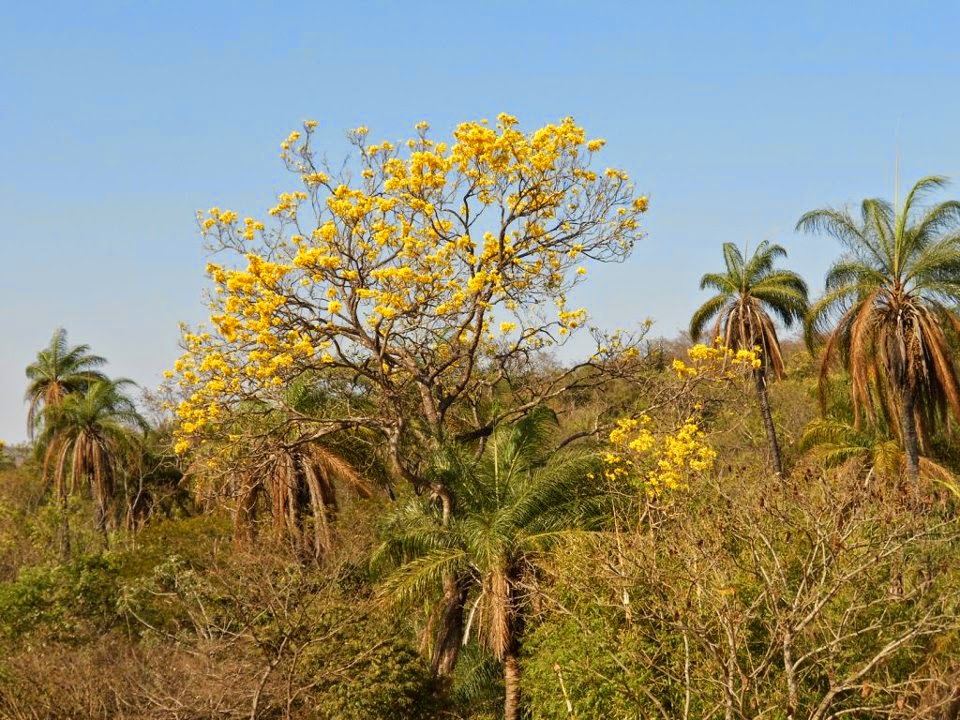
xmin=376 ymin=410 xmax=603 ymax=656
xmin=3 ymin=321 xmax=960 ymax=720
xmin=296 ymin=605 xmax=438 ymax=720
xmin=0 ymin=555 xmax=121 ymax=642
xmin=521 ymin=466 xmax=960 ymax=719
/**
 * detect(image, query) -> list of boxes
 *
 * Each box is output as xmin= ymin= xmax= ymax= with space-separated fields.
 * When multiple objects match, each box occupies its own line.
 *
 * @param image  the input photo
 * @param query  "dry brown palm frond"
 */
xmin=917 ymin=457 xmax=957 ymax=485
xmin=755 ymin=307 xmax=785 ymax=378
xmin=916 ymin=309 xmax=960 ymax=419
xmin=243 ymin=439 xmax=373 ymax=560
xmin=847 ymin=290 xmax=882 ymax=424
xmin=483 ymin=566 xmax=513 ymax=661
xmin=307 ymin=443 xmax=374 ymax=499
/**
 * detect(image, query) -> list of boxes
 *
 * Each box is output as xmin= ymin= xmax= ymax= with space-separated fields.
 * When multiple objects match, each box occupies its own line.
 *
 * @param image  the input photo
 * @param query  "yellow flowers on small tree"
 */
xmin=602 ymin=341 xmax=761 ymax=506
xmin=605 ymin=415 xmax=716 ymax=495
xmin=171 ymin=115 xmax=649 ymax=502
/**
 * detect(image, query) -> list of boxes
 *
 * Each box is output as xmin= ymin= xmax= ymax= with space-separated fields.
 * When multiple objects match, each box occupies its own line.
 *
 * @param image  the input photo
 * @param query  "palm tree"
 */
xmin=690 ymin=241 xmax=809 ymax=476
xmin=199 ymin=375 xmax=378 ymax=559
xmin=797 ymin=176 xmax=960 ymax=480
xmin=25 ymin=328 xmax=108 ymax=438
xmin=375 ymin=410 xmax=601 ymax=720
xmin=233 ymin=439 xmax=374 ymax=560
xmin=39 ymin=379 xmax=147 ymax=556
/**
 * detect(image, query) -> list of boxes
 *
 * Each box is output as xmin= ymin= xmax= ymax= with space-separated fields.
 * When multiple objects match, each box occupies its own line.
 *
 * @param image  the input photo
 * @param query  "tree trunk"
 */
xmin=431 ymin=573 xmax=470 ymax=676
xmin=753 ymin=368 xmax=784 ymax=478
xmin=900 ymin=383 xmax=920 ymax=481
xmin=503 ymin=648 xmax=521 ymax=720
xmin=58 ymin=488 xmax=71 ymax=562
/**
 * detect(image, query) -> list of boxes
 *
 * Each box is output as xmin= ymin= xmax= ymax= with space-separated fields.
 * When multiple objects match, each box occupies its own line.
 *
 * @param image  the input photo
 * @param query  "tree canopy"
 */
xmin=171 ymin=115 xmax=649 ymax=490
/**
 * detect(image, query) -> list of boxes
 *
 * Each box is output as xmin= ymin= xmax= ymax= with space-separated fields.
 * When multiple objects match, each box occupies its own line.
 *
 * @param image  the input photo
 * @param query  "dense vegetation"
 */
xmin=1 ymin=119 xmax=959 ymax=719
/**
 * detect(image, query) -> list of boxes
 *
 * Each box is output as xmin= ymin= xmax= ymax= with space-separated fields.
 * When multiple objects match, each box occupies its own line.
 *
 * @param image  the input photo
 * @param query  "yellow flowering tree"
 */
xmin=602 ymin=342 xmax=763 ymax=507
xmin=605 ymin=415 xmax=716 ymax=496
xmin=171 ymin=114 xmax=648 ymax=508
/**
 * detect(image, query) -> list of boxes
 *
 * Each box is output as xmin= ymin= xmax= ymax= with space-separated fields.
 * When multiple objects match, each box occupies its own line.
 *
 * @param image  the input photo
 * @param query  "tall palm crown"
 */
xmin=797 ymin=176 xmax=960 ymax=477
xmin=690 ymin=241 xmax=809 ymax=377
xmin=376 ymin=410 xmax=600 ymax=720
xmin=25 ymin=328 xmax=108 ymax=437
xmin=40 ymin=379 xmax=147 ymax=532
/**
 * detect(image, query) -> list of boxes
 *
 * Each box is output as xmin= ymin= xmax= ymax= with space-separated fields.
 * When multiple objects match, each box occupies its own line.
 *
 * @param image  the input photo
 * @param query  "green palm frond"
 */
xmin=798 ymin=418 xmax=860 ymax=454
xmin=824 ymin=259 xmax=888 ymax=291
xmin=799 ymin=418 xmax=902 ymax=478
xmin=445 ymin=645 xmax=503 ymax=716
xmin=699 ymin=272 xmax=737 ymax=294
xmin=689 ymin=294 xmax=728 ymax=342
xmin=373 ymin=518 xmax=465 ymax=569
xmin=502 ymin=453 xmax=599 ymax=536
xmin=899 ymin=175 xmax=949 ymax=221
xmin=905 ymin=238 xmax=960 ymax=288
xmin=913 ymin=199 xmax=960 ymax=243
xmin=377 ymin=546 xmax=470 ymax=607
xmin=721 ymin=242 xmax=744 ymax=277
xmin=797 ymin=208 xmax=876 ymax=258
xmin=743 ymin=239 xmax=786 ymax=279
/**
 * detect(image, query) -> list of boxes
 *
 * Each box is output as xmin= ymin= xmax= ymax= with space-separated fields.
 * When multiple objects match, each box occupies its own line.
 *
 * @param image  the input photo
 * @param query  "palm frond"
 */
xmin=689 ymin=294 xmax=729 ymax=343
xmin=699 ymin=272 xmax=737 ymax=294
xmin=376 ymin=546 xmax=469 ymax=607
xmin=721 ymin=242 xmax=744 ymax=278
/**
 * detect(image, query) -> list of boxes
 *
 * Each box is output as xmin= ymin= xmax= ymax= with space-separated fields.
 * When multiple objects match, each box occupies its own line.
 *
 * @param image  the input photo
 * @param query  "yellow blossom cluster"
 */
xmin=604 ymin=415 xmax=717 ymax=495
xmin=170 ymin=115 xmax=648 ymax=457
xmin=589 ymin=323 xmax=652 ymax=366
xmin=671 ymin=340 xmax=762 ymax=379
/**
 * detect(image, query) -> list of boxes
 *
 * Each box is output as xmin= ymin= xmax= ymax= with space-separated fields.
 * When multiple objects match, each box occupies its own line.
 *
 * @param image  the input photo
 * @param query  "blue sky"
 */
xmin=2 ymin=0 xmax=959 ymax=443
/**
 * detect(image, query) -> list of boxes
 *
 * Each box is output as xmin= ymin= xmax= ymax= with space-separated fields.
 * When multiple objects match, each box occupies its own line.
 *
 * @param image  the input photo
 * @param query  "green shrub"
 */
xmin=294 ymin=604 xmax=438 ymax=719
xmin=0 ymin=554 xmax=121 ymax=642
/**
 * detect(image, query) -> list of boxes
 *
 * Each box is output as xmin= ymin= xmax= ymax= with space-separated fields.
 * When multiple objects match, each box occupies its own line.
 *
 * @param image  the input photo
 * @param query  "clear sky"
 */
xmin=2 ymin=0 xmax=959 ymax=444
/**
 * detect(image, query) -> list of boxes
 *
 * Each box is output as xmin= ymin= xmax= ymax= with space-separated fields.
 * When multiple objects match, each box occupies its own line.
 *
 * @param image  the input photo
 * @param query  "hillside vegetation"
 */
xmin=2 ymin=118 xmax=959 ymax=719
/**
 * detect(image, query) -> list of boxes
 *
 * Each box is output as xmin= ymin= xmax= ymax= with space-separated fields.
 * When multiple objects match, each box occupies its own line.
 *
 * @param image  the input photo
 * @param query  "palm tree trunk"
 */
xmin=753 ymin=368 xmax=784 ymax=477
xmin=503 ymin=648 xmax=521 ymax=720
xmin=58 ymin=488 xmax=71 ymax=562
xmin=502 ymin=590 xmax=524 ymax=720
xmin=900 ymin=383 xmax=920 ymax=481
xmin=431 ymin=573 xmax=470 ymax=676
